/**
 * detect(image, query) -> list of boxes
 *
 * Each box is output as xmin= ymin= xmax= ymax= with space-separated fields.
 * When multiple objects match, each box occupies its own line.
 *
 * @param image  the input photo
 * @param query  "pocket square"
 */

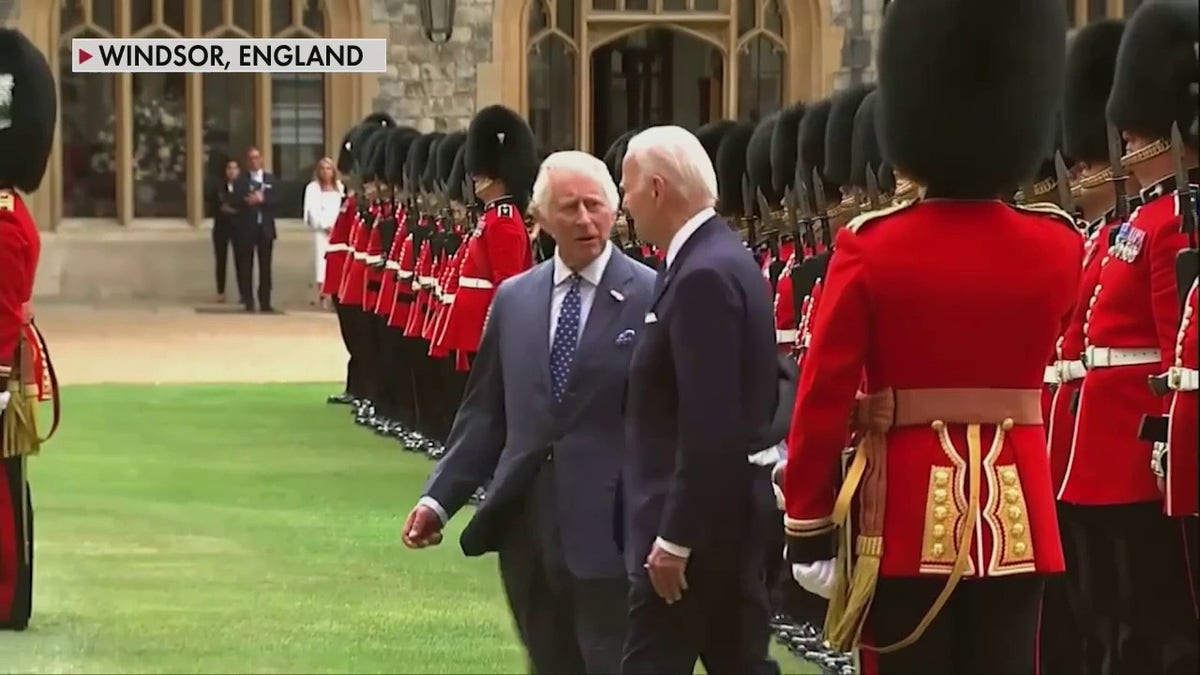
xmin=615 ymin=329 xmax=636 ymax=346
xmin=644 ymin=312 xmax=658 ymax=324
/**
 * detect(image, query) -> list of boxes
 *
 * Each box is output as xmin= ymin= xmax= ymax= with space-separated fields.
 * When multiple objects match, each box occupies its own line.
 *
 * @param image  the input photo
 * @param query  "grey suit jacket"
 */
xmin=423 ymin=249 xmax=656 ymax=580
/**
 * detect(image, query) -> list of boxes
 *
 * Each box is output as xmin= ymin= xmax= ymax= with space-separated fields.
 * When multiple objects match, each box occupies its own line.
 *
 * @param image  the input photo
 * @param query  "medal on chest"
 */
xmin=1110 ymin=222 xmax=1147 ymax=263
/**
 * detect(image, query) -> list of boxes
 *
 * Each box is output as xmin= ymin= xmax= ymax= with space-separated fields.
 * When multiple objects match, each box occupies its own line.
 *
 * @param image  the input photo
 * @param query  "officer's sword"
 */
xmin=865 ymin=163 xmax=882 ymax=211
xmin=1107 ymin=123 xmax=1131 ymax=221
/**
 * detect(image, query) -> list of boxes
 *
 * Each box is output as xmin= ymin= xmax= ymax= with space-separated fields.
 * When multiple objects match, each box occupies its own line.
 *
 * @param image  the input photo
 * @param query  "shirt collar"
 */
xmin=666 ymin=207 xmax=716 ymax=268
xmin=554 ymin=240 xmax=613 ymax=287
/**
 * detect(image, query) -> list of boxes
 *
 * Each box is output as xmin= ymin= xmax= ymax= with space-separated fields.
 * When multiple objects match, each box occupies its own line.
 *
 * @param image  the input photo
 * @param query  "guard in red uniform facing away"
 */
xmin=1063 ymin=2 xmax=1200 ymax=672
xmin=781 ymin=1 xmax=1080 ymax=672
xmin=323 ymin=124 xmax=364 ymax=405
xmin=438 ymin=105 xmax=537 ymax=357
xmin=1045 ymin=19 xmax=1136 ymax=675
xmin=0 ymin=28 xmax=59 ymax=631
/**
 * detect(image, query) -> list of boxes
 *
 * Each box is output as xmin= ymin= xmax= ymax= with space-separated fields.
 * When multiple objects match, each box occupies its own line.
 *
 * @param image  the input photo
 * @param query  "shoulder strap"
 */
xmin=1010 ymin=202 xmax=1081 ymax=233
xmin=845 ymin=199 xmax=918 ymax=234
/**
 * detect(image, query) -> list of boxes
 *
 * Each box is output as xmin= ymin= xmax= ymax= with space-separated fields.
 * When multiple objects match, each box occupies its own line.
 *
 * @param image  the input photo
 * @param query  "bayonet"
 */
xmin=755 ymin=187 xmax=775 ymax=238
xmin=1171 ymin=122 xmax=1199 ymax=306
xmin=1107 ymin=122 xmax=1130 ymax=220
xmin=795 ymin=174 xmax=816 ymax=252
xmin=741 ymin=172 xmax=757 ymax=246
xmin=783 ymin=185 xmax=800 ymax=242
xmin=1054 ymin=151 xmax=1076 ymax=216
xmin=812 ymin=168 xmax=832 ymax=248
xmin=865 ymin=162 xmax=881 ymax=210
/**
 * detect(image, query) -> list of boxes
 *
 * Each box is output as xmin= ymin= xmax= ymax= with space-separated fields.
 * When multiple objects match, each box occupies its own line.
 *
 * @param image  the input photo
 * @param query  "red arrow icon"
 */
xmin=78 ymin=48 xmax=92 ymax=64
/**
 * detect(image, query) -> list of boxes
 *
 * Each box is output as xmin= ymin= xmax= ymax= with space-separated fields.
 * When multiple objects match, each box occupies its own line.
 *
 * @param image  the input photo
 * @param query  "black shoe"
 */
xmin=244 ymin=304 xmax=256 ymax=312
xmin=327 ymin=393 xmax=354 ymax=405
xmin=259 ymin=306 xmax=276 ymax=314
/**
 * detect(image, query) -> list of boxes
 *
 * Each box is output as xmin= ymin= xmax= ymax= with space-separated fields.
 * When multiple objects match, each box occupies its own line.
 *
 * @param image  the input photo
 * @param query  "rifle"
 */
xmin=756 ymin=188 xmax=777 ymax=241
xmin=1171 ymin=122 xmax=1199 ymax=305
xmin=812 ymin=168 xmax=832 ymax=250
xmin=1107 ymin=122 xmax=1131 ymax=221
xmin=741 ymin=172 xmax=758 ymax=247
xmin=1054 ymin=151 xmax=1079 ymax=219
xmin=865 ymin=163 xmax=882 ymax=211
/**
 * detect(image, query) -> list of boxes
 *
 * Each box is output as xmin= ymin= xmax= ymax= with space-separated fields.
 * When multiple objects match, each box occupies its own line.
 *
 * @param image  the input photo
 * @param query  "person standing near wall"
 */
xmin=304 ymin=157 xmax=344 ymax=308
xmin=209 ymin=159 xmax=242 ymax=305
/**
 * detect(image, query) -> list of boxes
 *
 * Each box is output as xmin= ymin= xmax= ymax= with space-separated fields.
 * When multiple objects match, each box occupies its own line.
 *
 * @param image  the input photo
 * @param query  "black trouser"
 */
xmin=1046 ymin=502 xmax=1100 ymax=675
xmin=862 ymin=576 xmax=1044 ymax=675
xmin=622 ymin=472 xmax=780 ymax=675
xmin=235 ymin=226 xmax=274 ymax=310
xmin=0 ymin=454 xmax=32 ymax=631
xmin=499 ymin=462 xmax=629 ymax=674
xmin=332 ymin=296 xmax=360 ymax=397
xmin=434 ymin=366 xmax=469 ymax=443
xmin=1066 ymin=503 xmax=1197 ymax=675
xmin=211 ymin=217 xmax=236 ymax=296
xmin=338 ymin=304 xmax=377 ymax=402
xmin=407 ymin=338 xmax=434 ymax=437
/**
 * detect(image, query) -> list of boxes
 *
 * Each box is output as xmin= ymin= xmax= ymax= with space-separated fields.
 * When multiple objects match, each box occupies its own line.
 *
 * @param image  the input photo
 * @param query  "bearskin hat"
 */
xmin=436 ymin=131 xmax=467 ymax=188
xmin=715 ymin=121 xmax=755 ymax=217
xmin=604 ymin=129 xmax=639 ymax=187
xmin=799 ymin=99 xmax=841 ymax=204
xmin=404 ymin=133 xmax=438 ymax=193
xmin=346 ymin=112 xmax=396 ymax=173
xmin=359 ymin=126 xmax=392 ymax=183
xmin=384 ymin=127 xmax=420 ymax=186
xmin=421 ymin=132 xmax=446 ymax=193
xmin=337 ymin=127 xmax=358 ymax=174
xmin=0 ymin=29 xmax=56 ymax=192
xmin=850 ymin=92 xmax=894 ymax=193
xmin=1064 ymin=20 xmax=1125 ymax=164
xmin=825 ymin=84 xmax=875 ymax=187
xmin=1107 ymin=0 xmax=1199 ymax=150
xmin=464 ymin=105 xmax=539 ymax=205
xmin=771 ymin=102 xmax=806 ymax=196
xmin=876 ymin=0 xmax=1068 ymax=197
xmin=696 ymin=120 xmax=738 ymax=168
xmin=747 ymin=113 xmax=781 ymax=205
xmin=447 ymin=144 xmax=467 ymax=204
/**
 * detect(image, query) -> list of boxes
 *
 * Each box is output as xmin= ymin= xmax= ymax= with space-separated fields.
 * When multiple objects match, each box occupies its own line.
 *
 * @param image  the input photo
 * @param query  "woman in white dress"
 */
xmin=303 ymin=157 xmax=344 ymax=305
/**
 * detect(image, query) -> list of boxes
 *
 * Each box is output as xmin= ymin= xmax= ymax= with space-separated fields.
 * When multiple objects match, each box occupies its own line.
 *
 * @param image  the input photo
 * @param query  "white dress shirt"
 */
xmin=418 ymin=242 xmax=615 ymax=526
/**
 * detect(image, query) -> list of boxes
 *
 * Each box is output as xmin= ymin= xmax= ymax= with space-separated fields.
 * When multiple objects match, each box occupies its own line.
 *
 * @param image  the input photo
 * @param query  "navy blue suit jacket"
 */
xmin=232 ymin=171 xmax=278 ymax=239
xmin=620 ymin=216 xmax=778 ymax=574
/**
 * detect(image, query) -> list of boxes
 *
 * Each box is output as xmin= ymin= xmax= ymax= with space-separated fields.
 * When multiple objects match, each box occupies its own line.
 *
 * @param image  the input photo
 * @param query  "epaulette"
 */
xmin=844 ymin=198 xmax=917 ymax=233
xmin=0 ymin=190 xmax=13 ymax=212
xmin=497 ymin=203 xmax=514 ymax=218
xmin=1010 ymin=202 xmax=1080 ymax=233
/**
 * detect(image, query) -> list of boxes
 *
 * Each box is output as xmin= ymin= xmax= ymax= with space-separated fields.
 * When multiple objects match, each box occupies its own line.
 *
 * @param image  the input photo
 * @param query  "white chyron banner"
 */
xmin=71 ymin=38 xmax=389 ymax=74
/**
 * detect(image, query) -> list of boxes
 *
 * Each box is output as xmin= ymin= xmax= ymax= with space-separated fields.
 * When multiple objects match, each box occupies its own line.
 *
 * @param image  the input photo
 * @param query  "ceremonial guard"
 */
xmin=438 ymin=105 xmax=538 ymax=358
xmin=324 ymin=124 xmax=365 ymax=405
xmin=781 ymin=2 xmax=1080 ymax=674
xmin=1044 ymin=19 xmax=1131 ymax=675
xmin=1062 ymin=2 xmax=1199 ymax=671
xmin=770 ymin=104 xmax=808 ymax=352
xmin=0 ymin=28 xmax=59 ymax=631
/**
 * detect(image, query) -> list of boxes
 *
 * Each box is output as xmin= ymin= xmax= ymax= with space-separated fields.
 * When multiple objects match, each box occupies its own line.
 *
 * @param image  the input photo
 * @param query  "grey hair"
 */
xmin=623 ymin=125 xmax=719 ymax=206
xmin=530 ymin=151 xmax=620 ymax=216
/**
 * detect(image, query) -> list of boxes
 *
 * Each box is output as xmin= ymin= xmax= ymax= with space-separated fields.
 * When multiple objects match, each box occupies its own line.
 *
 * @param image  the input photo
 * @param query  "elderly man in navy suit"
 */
xmin=402 ymin=150 xmax=656 ymax=674
xmin=618 ymin=125 xmax=780 ymax=675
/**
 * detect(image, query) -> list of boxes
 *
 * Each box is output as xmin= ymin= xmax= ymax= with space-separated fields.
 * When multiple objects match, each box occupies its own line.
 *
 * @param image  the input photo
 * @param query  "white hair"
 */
xmin=623 ymin=125 xmax=719 ymax=206
xmin=530 ymin=150 xmax=620 ymax=216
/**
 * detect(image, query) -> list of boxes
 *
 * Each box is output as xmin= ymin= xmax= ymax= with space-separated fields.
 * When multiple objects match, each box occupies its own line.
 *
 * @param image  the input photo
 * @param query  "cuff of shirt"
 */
xmin=418 ymin=496 xmax=449 ymax=525
xmin=654 ymin=537 xmax=691 ymax=559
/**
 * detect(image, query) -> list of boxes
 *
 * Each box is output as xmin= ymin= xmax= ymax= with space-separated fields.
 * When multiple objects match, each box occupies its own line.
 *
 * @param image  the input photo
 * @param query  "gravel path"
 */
xmin=34 ymin=304 xmax=347 ymax=385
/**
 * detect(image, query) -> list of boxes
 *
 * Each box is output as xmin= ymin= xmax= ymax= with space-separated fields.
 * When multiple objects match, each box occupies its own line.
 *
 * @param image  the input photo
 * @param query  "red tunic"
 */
xmin=1047 ymin=221 xmax=1111 ymax=492
xmin=375 ymin=206 xmax=405 ymax=317
xmin=783 ymin=200 xmax=1082 ymax=580
xmin=1166 ymin=276 xmax=1198 ymax=517
xmin=361 ymin=203 xmax=386 ymax=313
xmin=421 ymin=226 xmax=448 ymax=343
xmin=774 ymin=253 xmax=798 ymax=352
xmin=430 ymin=232 xmax=465 ymax=358
xmin=439 ymin=197 xmax=533 ymax=353
xmin=321 ymin=194 xmax=356 ymax=298
xmin=1063 ymin=180 xmax=1191 ymax=506
xmin=0 ymin=191 xmax=44 ymax=397
xmin=387 ymin=219 xmax=416 ymax=329
xmin=403 ymin=231 xmax=434 ymax=339
xmin=338 ymin=208 xmax=368 ymax=306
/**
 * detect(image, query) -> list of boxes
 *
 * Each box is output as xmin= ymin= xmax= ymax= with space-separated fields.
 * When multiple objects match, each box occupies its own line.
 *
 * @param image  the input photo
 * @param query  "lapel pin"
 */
xmin=610 ymin=289 xmax=625 ymax=302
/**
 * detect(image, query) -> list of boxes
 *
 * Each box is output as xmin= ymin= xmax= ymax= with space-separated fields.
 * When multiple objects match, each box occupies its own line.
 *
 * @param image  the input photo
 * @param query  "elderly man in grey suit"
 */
xmin=402 ymin=150 xmax=656 ymax=674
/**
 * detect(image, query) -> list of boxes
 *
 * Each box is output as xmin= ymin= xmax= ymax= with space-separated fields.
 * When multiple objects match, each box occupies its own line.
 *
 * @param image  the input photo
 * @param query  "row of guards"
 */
xmin=319 ymin=0 xmax=1198 ymax=671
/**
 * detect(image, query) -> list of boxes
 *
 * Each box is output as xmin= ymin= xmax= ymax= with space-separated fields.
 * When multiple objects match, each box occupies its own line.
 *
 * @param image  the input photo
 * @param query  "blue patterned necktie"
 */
xmin=550 ymin=275 xmax=583 ymax=403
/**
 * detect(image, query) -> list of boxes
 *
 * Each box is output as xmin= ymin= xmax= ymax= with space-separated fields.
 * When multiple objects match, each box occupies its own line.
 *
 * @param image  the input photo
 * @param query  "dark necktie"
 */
xmin=550 ymin=275 xmax=583 ymax=403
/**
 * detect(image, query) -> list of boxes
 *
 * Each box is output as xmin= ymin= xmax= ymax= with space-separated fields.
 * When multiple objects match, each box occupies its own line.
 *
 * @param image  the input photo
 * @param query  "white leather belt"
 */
xmin=418 ymin=276 xmax=436 ymax=287
xmin=384 ymin=260 xmax=400 ymax=271
xmin=776 ymin=329 xmax=799 ymax=344
xmin=325 ymin=243 xmax=350 ymax=253
xmin=1084 ymin=346 xmax=1161 ymax=369
xmin=441 ymin=293 xmax=455 ymax=303
xmin=365 ymin=254 xmax=383 ymax=265
xmin=1168 ymin=366 xmax=1199 ymax=392
xmin=398 ymin=271 xmax=414 ymax=279
xmin=352 ymin=251 xmax=367 ymax=261
xmin=458 ymin=277 xmax=494 ymax=290
xmin=1045 ymin=359 xmax=1087 ymax=384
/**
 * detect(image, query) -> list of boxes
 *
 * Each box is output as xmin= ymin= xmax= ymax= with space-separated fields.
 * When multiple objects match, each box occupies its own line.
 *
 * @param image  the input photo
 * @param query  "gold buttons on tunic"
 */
xmin=934 ymin=489 xmax=948 ymax=504
xmin=1012 ymin=523 xmax=1025 ymax=537
xmin=932 ymin=543 xmax=945 ymax=558
xmin=1014 ymin=541 xmax=1027 ymax=555
xmin=934 ymin=470 xmax=949 ymax=486
xmin=932 ymin=524 xmax=946 ymax=538
xmin=1005 ymin=489 xmax=1020 ymax=504
xmin=934 ymin=506 xmax=948 ymax=520
xmin=1002 ymin=469 xmax=1017 ymax=486
xmin=1007 ymin=506 xmax=1022 ymax=520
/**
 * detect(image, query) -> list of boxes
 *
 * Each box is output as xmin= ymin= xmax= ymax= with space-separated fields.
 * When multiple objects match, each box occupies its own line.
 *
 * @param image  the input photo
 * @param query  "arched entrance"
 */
xmin=498 ymin=0 xmax=839 ymax=154
xmin=590 ymin=27 xmax=724 ymax=153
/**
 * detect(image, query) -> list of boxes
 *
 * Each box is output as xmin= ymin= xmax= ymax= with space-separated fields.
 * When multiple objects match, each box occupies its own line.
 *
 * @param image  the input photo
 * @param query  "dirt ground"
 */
xmin=34 ymin=304 xmax=348 ymax=385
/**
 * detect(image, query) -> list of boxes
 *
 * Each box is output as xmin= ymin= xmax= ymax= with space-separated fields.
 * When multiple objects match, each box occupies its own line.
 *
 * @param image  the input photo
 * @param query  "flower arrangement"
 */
xmin=89 ymin=96 xmax=187 ymax=183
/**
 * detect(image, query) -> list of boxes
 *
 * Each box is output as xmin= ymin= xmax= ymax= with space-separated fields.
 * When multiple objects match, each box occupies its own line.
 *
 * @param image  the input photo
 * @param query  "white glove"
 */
xmin=0 ymin=391 xmax=9 ymax=412
xmin=792 ymin=559 xmax=836 ymax=599
xmin=771 ymin=460 xmax=786 ymax=510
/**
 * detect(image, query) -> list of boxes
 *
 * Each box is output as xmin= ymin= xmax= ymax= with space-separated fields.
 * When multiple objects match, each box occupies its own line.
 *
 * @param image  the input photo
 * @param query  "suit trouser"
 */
xmin=860 ymin=576 xmax=1044 ymax=675
xmin=211 ymin=219 xmax=236 ymax=296
xmin=0 ymin=455 xmax=32 ymax=630
xmin=235 ymin=227 xmax=274 ymax=309
xmin=498 ymin=462 xmax=628 ymax=674
xmin=1070 ymin=502 xmax=1198 ymax=675
xmin=621 ymin=471 xmax=780 ymax=675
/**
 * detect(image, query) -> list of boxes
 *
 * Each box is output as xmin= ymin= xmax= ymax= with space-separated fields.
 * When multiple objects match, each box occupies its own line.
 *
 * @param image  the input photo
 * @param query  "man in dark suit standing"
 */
xmin=618 ymin=125 xmax=780 ymax=675
xmin=402 ymin=147 xmax=657 ymax=674
xmin=232 ymin=146 xmax=277 ymax=312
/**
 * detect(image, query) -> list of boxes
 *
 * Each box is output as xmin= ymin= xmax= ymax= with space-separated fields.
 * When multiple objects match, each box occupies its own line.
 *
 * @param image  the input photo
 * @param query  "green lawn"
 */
xmin=0 ymin=384 xmax=815 ymax=674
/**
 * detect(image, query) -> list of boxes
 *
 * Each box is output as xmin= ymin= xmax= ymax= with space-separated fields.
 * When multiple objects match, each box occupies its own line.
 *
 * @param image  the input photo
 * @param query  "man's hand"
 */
xmin=401 ymin=504 xmax=444 ymax=549
xmin=644 ymin=542 xmax=688 ymax=605
xmin=792 ymin=559 xmax=836 ymax=599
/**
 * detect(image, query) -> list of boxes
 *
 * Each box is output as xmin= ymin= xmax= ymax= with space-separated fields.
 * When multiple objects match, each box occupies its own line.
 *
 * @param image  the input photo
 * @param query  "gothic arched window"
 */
xmin=737 ymin=0 xmax=786 ymax=121
xmin=526 ymin=0 xmax=578 ymax=153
